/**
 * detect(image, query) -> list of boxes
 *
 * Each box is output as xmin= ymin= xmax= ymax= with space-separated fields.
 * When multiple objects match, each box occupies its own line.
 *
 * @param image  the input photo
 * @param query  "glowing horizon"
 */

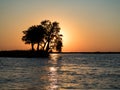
xmin=0 ymin=0 xmax=120 ymax=52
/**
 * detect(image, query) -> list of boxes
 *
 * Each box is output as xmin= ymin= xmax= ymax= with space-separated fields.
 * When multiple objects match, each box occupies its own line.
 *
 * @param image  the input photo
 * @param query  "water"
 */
xmin=0 ymin=54 xmax=120 ymax=90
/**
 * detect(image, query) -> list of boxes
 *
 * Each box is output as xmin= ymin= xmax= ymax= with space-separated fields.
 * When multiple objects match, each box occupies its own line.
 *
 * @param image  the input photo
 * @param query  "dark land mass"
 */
xmin=0 ymin=50 xmax=49 ymax=58
xmin=0 ymin=50 xmax=120 ymax=58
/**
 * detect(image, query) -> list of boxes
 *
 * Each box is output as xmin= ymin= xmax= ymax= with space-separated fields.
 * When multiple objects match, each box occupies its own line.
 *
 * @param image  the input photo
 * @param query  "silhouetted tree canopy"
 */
xmin=22 ymin=20 xmax=63 ymax=53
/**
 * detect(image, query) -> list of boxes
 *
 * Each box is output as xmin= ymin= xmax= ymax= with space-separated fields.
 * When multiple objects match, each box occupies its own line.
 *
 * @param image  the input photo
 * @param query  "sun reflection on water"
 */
xmin=49 ymin=54 xmax=60 ymax=63
xmin=48 ymin=54 xmax=60 ymax=90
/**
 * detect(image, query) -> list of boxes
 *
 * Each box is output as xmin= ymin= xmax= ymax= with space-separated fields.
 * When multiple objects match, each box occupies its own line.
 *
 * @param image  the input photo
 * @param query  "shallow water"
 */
xmin=0 ymin=54 xmax=120 ymax=90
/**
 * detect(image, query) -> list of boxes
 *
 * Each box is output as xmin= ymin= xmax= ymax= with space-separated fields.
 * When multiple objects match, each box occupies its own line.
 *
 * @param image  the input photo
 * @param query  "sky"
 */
xmin=0 ymin=0 xmax=120 ymax=52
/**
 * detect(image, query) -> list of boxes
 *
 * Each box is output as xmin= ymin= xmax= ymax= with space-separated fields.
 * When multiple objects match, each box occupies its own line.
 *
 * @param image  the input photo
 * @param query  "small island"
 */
xmin=0 ymin=20 xmax=63 ymax=58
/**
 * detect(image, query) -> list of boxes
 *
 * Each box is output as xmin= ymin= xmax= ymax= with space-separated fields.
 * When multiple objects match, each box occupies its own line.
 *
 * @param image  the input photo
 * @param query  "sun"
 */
xmin=61 ymin=29 xmax=68 ymax=43
xmin=60 ymin=29 xmax=71 ymax=51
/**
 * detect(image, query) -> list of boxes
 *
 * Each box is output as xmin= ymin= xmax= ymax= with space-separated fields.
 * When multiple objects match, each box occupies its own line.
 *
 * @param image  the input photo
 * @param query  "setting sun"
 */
xmin=61 ymin=29 xmax=70 ymax=46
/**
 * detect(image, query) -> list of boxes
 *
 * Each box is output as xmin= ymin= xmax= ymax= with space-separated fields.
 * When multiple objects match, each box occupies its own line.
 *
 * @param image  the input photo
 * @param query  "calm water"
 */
xmin=0 ymin=54 xmax=120 ymax=90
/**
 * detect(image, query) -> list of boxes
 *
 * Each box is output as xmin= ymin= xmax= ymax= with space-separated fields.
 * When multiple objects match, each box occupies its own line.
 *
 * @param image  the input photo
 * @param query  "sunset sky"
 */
xmin=0 ymin=0 xmax=120 ymax=52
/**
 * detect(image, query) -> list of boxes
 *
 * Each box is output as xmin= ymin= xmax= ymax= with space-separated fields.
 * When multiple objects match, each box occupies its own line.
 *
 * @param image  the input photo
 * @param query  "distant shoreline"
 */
xmin=60 ymin=52 xmax=120 ymax=54
xmin=0 ymin=50 xmax=120 ymax=58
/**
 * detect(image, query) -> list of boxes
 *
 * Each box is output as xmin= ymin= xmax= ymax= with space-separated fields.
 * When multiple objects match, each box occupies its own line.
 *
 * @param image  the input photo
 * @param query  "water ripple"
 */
xmin=0 ymin=54 xmax=120 ymax=89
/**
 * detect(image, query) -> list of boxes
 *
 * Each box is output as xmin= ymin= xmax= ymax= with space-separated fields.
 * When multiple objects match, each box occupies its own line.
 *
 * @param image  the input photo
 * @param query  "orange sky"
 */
xmin=0 ymin=0 xmax=120 ymax=52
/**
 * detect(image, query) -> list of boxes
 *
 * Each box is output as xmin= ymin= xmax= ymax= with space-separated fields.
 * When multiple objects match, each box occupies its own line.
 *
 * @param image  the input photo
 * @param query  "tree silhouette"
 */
xmin=22 ymin=25 xmax=37 ymax=51
xmin=22 ymin=20 xmax=63 ymax=52
xmin=35 ymin=25 xmax=46 ymax=51
xmin=22 ymin=25 xmax=46 ymax=51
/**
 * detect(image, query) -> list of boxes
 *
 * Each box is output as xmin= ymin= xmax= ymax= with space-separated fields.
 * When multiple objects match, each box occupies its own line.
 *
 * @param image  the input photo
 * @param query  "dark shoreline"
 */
xmin=0 ymin=50 xmax=49 ymax=58
xmin=0 ymin=50 xmax=120 ymax=58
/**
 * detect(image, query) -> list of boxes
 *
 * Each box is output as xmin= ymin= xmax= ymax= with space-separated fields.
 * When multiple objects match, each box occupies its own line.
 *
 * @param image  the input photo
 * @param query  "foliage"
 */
xmin=22 ymin=20 xmax=63 ymax=52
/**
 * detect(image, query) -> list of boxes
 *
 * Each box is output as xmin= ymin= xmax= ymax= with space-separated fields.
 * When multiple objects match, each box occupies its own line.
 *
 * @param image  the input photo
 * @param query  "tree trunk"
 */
xmin=31 ymin=43 xmax=34 ymax=51
xmin=37 ymin=42 xmax=40 ymax=51
xmin=46 ymin=43 xmax=49 ymax=52
xmin=45 ymin=30 xmax=51 ymax=52
xmin=46 ymin=41 xmax=50 ymax=52
xmin=43 ymin=41 xmax=47 ymax=51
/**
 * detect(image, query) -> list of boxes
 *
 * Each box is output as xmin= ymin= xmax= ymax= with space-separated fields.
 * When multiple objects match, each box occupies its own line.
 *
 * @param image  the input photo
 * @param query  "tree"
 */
xmin=22 ymin=25 xmax=46 ymax=51
xmin=22 ymin=20 xmax=63 ymax=53
xmin=40 ymin=20 xmax=63 ymax=52
xmin=35 ymin=25 xmax=46 ymax=51
xmin=22 ymin=25 xmax=37 ymax=51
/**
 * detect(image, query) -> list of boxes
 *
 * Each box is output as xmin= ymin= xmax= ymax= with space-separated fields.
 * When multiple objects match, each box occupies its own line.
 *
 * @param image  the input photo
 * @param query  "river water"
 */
xmin=0 ymin=54 xmax=120 ymax=90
